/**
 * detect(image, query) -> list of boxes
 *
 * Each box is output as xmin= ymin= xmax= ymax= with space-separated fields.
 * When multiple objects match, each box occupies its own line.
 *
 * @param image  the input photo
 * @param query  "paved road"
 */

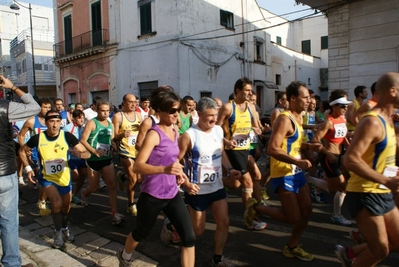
xmin=18 ymin=163 xmax=399 ymax=267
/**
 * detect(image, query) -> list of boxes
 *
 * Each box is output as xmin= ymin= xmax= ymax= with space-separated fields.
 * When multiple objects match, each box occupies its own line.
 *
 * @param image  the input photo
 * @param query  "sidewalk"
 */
xmin=15 ymin=200 xmax=159 ymax=267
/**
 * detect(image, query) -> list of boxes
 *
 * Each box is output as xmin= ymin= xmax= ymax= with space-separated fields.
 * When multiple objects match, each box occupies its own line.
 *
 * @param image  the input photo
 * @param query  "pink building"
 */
xmin=54 ymin=0 xmax=116 ymax=106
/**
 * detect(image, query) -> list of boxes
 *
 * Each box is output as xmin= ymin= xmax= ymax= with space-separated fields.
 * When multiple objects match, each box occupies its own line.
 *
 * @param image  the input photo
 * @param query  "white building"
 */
xmin=107 ymin=0 xmax=327 ymax=114
xmin=298 ymin=0 xmax=399 ymax=99
xmin=0 ymin=2 xmax=55 ymax=97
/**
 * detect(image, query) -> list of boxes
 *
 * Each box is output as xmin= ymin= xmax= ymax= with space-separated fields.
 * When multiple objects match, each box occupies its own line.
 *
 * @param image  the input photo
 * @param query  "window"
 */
xmin=35 ymin=63 xmax=42 ymax=71
xmin=276 ymin=36 xmax=282 ymax=45
xmin=321 ymin=36 xmax=328 ymax=50
xmin=140 ymin=2 xmax=152 ymax=35
xmin=91 ymin=1 xmax=102 ymax=46
xmin=276 ymin=74 xmax=281 ymax=86
xmin=254 ymin=37 xmax=264 ymax=62
xmin=301 ymin=40 xmax=311 ymax=55
xmin=220 ymin=9 xmax=234 ymax=29
xmin=200 ymin=91 xmax=212 ymax=98
xmin=64 ymin=14 xmax=72 ymax=54
xmin=138 ymin=81 xmax=158 ymax=99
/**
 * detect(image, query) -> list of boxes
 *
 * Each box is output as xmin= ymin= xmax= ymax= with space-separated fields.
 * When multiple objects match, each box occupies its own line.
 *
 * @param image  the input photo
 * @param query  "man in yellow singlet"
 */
xmin=245 ymin=81 xmax=322 ymax=261
xmin=335 ymin=72 xmax=399 ymax=267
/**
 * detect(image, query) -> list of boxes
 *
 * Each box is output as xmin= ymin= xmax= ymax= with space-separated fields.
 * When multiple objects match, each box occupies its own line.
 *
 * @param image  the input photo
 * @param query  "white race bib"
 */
xmin=44 ymin=159 xmax=66 ymax=175
xmin=379 ymin=165 xmax=398 ymax=189
xmin=96 ymin=143 xmax=110 ymax=156
xmin=292 ymin=155 xmax=302 ymax=175
xmin=249 ymin=130 xmax=258 ymax=144
xmin=334 ymin=123 xmax=347 ymax=138
xmin=232 ymin=133 xmax=249 ymax=148
xmin=198 ymin=166 xmax=221 ymax=184
xmin=127 ymin=134 xmax=138 ymax=146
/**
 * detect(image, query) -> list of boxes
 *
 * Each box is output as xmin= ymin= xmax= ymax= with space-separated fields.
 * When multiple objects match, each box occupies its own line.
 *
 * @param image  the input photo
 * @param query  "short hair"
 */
xmin=276 ymin=91 xmax=286 ymax=102
xmin=75 ymin=102 xmax=83 ymax=108
xmin=54 ymin=98 xmax=63 ymax=104
xmin=228 ymin=93 xmax=235 ymax=101
xmin=141 ymin=96 xmax=150 ymax=102
xmin=354 ymin=85 xmax=366 ymax=97
xmin=234 ymin=77 xmax=252 ymax=94
xmin=44 ymin=109 xmax=60 ymax=120
xmin=182 ymin=95 xmax=194 ymax=103
xmin=122 ymin=94 xmax=136 ymax=102
xmin=308 ymin=89 xmax=314 ymax=95
xmin=72 ymin=109 xmax=85 ymax=118
xmin=93 ymin=96 xmax=102 ymax=105
xmin=96 ymin=99 xmax=111 ymax=110
xmin=197 ymin=97 xmax=218 ymax=113
xmin=150 ymin=86 xmax=181 ymax=112
xmin=286 ymin=81 xmax=307 ymax=101
xmin=370 ymin=82 xmax=377 ymax=95
xmin=320 ymin=100 xmax=329 ymax=111
xmin=38 ymin=97 xmax=52 ymax=107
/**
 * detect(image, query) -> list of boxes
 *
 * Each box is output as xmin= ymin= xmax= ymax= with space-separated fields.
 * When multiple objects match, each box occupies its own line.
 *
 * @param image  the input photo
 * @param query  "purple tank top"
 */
xmin=140 ymin=125 xmax=179 ymax=199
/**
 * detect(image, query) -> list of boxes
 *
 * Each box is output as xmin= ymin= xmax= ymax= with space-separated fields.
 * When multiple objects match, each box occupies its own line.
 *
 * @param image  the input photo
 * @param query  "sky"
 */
xmin=2 ymin=1 xmax=313 ymax=20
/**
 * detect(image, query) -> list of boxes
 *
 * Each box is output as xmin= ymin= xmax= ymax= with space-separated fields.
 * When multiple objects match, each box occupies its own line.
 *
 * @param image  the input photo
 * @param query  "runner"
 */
xmin=138 ymin=97 xmax=150 ymax=120
xmin=63 ymin=109 xmax=87 ymax=204
xmin=19 ymin=109 xmax=89 ymax=248
xmin=54 ymin=98 xmax=71 ymax=128
xmin=177 ymin=96 xmax=194 ymax=135
xmin=216 ymin=77 xmax=265 ymax=230
xmin=179 ymin=97 xmax=241 ymax=267
xmin=113 ymin=94 xmax=142 ymax=216
xmin=116 ymin=88 xmax=195 ymax=267
xmin=245 ymin=81 xmax=322 ymax=261
xmin=352 ymin=82 xmax=378 ymax=126
xmin=335 ymin=72 xmax=399 ymax=267
xmin=346 ymin=85 xmax=367 ymax=135
xmin=80 ymin=100 xmax=122 ymax=225
xmin=310 ymin=90 xmax=352 ymax=226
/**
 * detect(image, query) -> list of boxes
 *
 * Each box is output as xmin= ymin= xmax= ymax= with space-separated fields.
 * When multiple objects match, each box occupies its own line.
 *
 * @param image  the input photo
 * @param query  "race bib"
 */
xmin=249 ymin=130 xmax=258 ymax=144
xmin=334 ymin=123 xmax=347 ymax=138
xmin=232 ymin=133 xmax=249 ymax=148
xmin=198 ymin=166 xmax=221 ymax=184
xmin=128 ymin=134 xmax=138 ymax=146
xmin=96 ymin=143 xmax=110 ymax=156
xmin=292 ymin=155 xmax=302 ymax=175
xmin=379 ymin=165 xmax=398 ymax=189
xmin=61 ymin=119 xmax=67 ymax=128
xmin=44 ymin=159 xmax=66 ymax=175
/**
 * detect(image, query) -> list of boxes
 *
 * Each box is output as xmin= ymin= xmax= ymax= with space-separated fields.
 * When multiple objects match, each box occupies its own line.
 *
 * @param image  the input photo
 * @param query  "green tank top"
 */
xmin=88 ymin=118 xmax=113 ymax=161
xmin=178 ymin=113 xmax=191 ymax=135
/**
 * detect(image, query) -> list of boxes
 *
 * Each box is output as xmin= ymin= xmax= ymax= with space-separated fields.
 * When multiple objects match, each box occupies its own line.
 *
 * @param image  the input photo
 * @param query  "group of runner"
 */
xmin=14 ymin=73 xmax=399 ymax=267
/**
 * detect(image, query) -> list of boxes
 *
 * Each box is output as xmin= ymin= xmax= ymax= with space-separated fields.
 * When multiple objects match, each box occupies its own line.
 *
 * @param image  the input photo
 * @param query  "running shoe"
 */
xmin=247 ymin=219 xmax=267 ymax=230
xmin=260 ymin=187 xmax=270 ymax=200
xmin=283 ymin=244 xmax=314 ymax=261
xmin=53 ymin=230 xmax=64 ymax=248
xmin=80 ymin=188 xmax=89 ymax=207
xmin=99 ymin=178 xmax=107 ymax=188
xmin=349 ymin=229 xmax=364 ymax=245
xmin=62 ymin=227 xmax=75 ymax=242
xmin=311 ymin=189 xmax=327 ymax=204
xmin=160 ymin=218 xmax=181 ymax=244
xmin=334 ymin=245 xmax=353 ymax=267
xmin=117 ymin=171 xmax=125 ymax=191
xmin=330 ymin=214 xmax=352 ymax=226
xmin=243 ymin=198 xmax=258 ymax=229
xmin=37 ymin=200 xmax=51 ymax=216
xmin=112 ymin=213 xmax=123 ymax=225
xmin=126 ymin=204 xmax=137 ymax=216
xmin=116 ymin=247 xmax=134 ymax=267
xmin=71 ymin=195 xmax=81 ymax=204
xmin=211 ymin=256 xmax=237 ymax=267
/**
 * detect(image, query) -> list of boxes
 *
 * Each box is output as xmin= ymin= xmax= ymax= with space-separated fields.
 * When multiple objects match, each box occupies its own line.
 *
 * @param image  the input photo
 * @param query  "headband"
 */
xmin=45 ymin=115 xmax=62 ymax=121
xmin=329 ymin=97 xmax=352 ymax=106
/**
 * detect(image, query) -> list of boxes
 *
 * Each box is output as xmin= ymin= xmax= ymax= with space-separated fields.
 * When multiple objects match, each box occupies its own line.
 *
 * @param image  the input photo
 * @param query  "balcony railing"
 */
xmin=54 ymin=29 xmax=108 ymax=58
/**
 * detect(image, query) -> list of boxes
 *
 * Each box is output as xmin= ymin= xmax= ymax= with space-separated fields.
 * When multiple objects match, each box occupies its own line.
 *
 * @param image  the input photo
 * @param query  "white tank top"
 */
xmin=184 ymin=124 xmax=224 ymax=195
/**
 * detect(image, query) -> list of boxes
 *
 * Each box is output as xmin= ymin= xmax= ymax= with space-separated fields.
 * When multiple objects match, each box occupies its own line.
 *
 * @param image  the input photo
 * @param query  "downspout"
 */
xmin=241 ymin=0 xmax=246 ymax=77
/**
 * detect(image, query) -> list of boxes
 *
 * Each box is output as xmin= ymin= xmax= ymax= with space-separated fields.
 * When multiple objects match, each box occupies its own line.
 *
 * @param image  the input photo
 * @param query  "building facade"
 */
xmin=53 ymin=0 xmax=117 ymax=106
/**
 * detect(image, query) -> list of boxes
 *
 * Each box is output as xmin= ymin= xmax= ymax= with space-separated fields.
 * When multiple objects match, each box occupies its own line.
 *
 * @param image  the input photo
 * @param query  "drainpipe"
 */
xmin=294 ymin=60 xmax=297 ymax=81
xmin=241 ymin=0 xmax=246 ymax=76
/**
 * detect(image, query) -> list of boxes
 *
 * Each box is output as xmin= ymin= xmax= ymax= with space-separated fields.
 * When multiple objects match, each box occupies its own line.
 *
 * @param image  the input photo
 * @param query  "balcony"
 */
xmin=54 ymin=29 xmax=109 ymax=63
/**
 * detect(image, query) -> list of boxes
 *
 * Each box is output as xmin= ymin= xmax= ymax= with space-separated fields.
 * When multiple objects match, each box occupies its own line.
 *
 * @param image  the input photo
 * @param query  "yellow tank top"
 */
xmin=224 ymin=101 xmax=252 ymax=150
xmin=270 ymin=111 xmax=304 ymax=178
xmin=38 ymin=131 xmax=70 ymax=186
xmin=347 ymin=111 xmax=396 ymax=193
xmin=346 ymin=99 xmax=360 ymax=131
xmin=118 ymin=112 xmax=141 ymax=158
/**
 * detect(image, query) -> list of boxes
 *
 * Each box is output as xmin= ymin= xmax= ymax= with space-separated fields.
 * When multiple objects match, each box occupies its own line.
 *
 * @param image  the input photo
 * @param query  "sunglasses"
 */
xmin=168 ymin=108 xmax=181 ymax=114
xmin=335 ymin=104 xmax=348 ymax=109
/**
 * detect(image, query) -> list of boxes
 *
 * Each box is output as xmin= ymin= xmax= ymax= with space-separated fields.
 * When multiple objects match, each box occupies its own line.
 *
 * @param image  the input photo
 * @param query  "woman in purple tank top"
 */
xmin=116 ymin=88 xmax=195 ymax=267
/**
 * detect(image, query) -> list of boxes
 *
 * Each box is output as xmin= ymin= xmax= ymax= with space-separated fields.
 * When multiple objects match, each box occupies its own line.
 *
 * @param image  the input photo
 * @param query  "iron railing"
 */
xmin=54 ymin=29 xmax=108 ymax=58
